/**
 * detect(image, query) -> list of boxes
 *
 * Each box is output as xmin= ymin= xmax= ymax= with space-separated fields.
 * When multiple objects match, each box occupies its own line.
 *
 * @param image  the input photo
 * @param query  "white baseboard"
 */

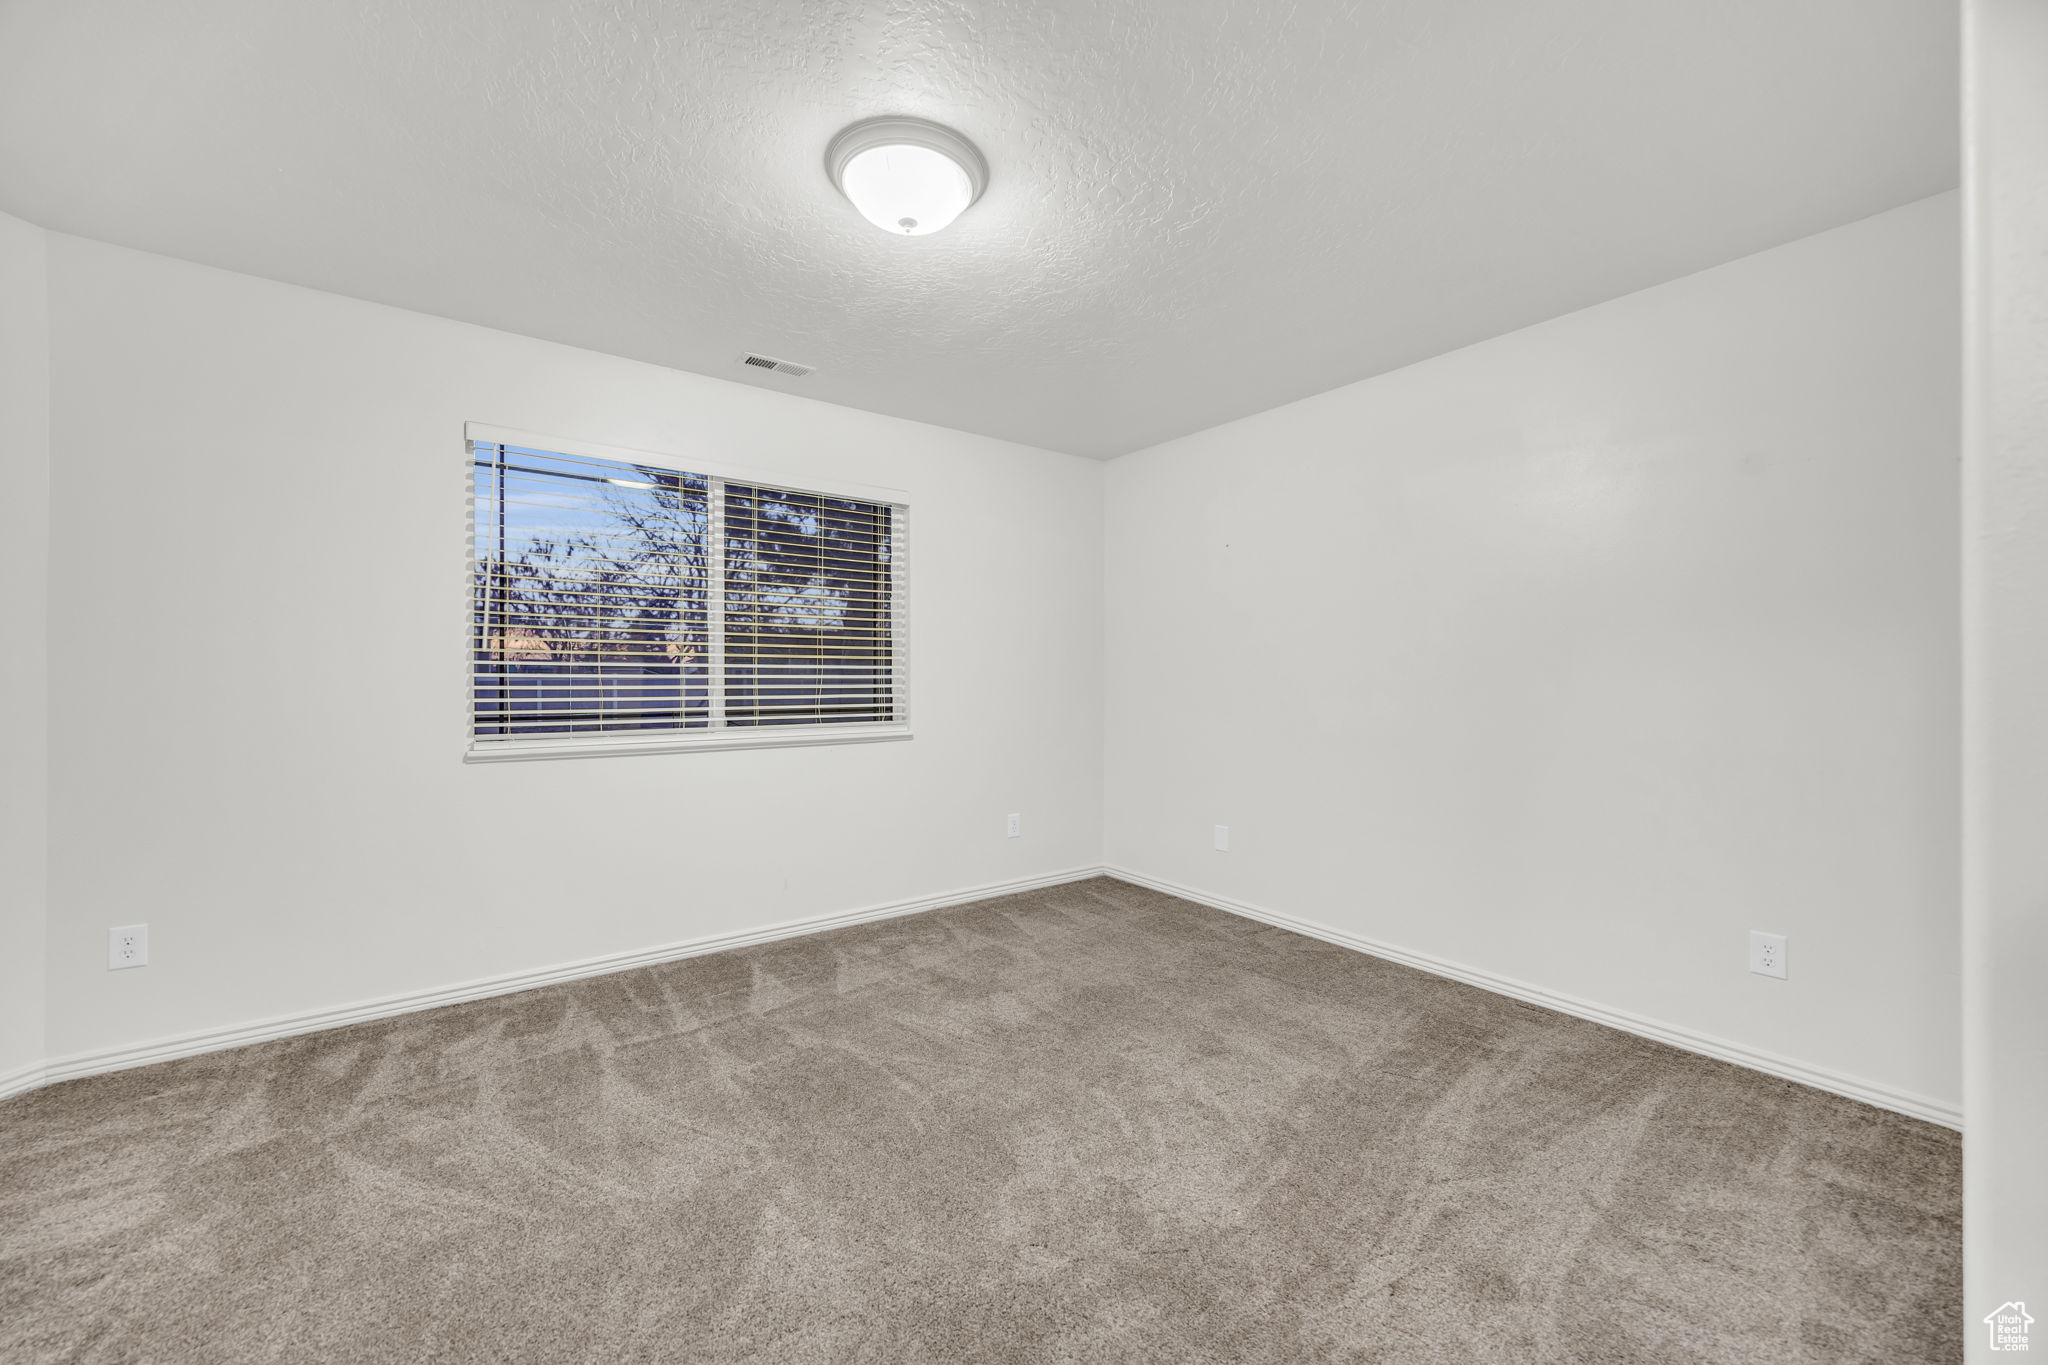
xmin=0 ymin=1059 xmax=45 ymax=1103
xmin=1103 ymin=866 xmax=1962 ymax=1131
xmin=22 ymin=865 xmax=1107 ymax=1097
xmin=12 ymin=864 xmax=1964 ymax=1133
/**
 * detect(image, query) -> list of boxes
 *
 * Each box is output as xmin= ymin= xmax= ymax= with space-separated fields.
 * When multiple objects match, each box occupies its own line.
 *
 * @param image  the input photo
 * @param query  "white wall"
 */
xmin=1963 ymin=0 xmax=2048 ymax=1346
xmin=40 ymin=235 xmax=1103 ymax=1061
xmin=15 ymin=194 xmax=1967 ymax=1130
xmin=1104 ymin=195 xmax=1960 ymax=1113
xmin=0 ymin=210 xmax=49 ymax=1085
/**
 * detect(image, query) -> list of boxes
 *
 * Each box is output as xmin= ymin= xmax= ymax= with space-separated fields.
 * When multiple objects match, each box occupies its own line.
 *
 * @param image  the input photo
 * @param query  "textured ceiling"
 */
xmin=0 ymin=0 xmax=1957 ymax=458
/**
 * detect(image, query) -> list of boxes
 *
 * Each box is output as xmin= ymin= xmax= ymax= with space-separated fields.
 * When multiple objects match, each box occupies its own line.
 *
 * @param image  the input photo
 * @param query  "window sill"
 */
xmin=465 ymin=723 xmax=913 ymax=763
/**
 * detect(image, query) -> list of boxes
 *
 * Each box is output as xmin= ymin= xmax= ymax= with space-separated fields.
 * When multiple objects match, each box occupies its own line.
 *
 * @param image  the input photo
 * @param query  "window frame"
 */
xmin=462 ymin=422 xmax=912 ymax=762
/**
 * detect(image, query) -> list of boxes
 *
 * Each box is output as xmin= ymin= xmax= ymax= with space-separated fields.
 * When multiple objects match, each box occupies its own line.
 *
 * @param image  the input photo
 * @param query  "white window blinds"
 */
xmin=468 ymin=436 xmax=906 ymax=757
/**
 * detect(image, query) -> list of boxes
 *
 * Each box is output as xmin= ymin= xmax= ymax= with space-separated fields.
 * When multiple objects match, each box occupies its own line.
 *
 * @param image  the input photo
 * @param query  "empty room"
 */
xmin=2 ymin=2 xmax=2044 ymax=1361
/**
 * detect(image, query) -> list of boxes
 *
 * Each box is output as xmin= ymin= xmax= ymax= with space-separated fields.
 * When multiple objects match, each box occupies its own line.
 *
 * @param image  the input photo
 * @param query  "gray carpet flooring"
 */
xmin=1 ymin=877 xmax=1959 ymax=1364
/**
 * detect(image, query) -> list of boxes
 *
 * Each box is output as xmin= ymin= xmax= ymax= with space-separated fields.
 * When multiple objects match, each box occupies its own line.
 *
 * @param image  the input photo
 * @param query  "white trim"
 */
xmin=465 ymin=722 xmax=913 ymax=763
xmin=20 ymin=866 xmax=1103 ymax=1097
xmin=8 ymin=865 xmax=1961 ymax=1133
xmin=463 ymin=422 xmax=909 ymax=505
xmin=0 ymin=1060 xmax=45 ymax=1103
xmin=1102 ymin=866 xmax=1963 ymax=1131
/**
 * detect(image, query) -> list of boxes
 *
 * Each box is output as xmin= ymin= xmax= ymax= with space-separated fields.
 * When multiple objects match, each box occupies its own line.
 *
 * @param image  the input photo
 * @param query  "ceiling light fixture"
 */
xmin=826 ymin=117 xmax=988 ymax=237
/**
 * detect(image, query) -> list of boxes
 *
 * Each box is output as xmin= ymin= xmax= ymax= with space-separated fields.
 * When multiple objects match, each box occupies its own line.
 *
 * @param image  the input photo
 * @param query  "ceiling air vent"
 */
xmin=739 ymin=353 xmax=814 ymax=378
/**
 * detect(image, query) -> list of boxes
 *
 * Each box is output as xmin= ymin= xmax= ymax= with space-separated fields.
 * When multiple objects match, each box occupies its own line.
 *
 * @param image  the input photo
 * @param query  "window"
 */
xmin=466 ymin=426 xmax=908 ymax=759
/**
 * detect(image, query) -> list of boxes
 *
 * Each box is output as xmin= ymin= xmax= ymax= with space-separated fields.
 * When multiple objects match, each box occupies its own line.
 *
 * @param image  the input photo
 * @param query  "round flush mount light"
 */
xmin=826 ymin=116 xmax=988 ymax=237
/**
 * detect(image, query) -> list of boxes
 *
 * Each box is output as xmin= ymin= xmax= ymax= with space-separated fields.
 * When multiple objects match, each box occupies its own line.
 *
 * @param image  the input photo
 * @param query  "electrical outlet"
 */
xmin=109 ymin=924 xmax=149 ymax=971
xmin=1749 ymin=930 xmax=1786 ymax=979
xmin=1214 ymin=824 xmax=1230 ymax=851
xmin=1006 ymin=813 xmax=1021 ymax=838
